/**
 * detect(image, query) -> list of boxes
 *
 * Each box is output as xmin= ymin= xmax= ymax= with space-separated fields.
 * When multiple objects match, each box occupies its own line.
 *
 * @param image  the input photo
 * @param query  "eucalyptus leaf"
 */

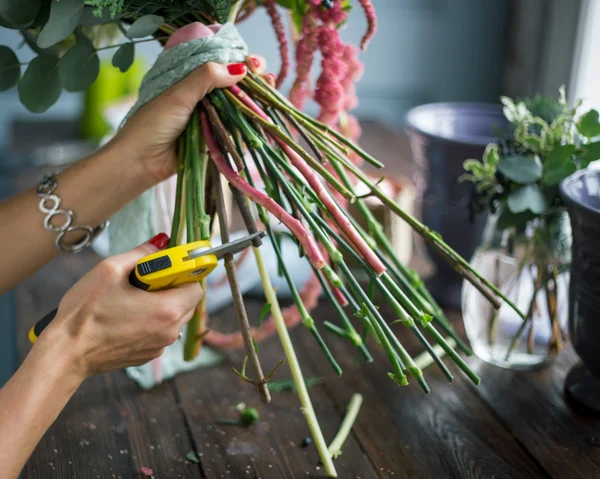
xmin=542 ymin=162 xmax=577 ymax=186
xmin=37 ymin=0 xmax=84 ymax=49
xmin=0 ymin=14 xmax=32 ymax=29
xmin=0 ymin=0 xmax=40 ymax=26
xmin=59 ymin=38 xmax=99 ymax=91
xmin=0 ymin=45 xmax=20 ymax=91
xmin=112 ymin=42 xmax=134 ymax=72
xmin=577 ymin=109 xmax=600 ymax=139
xmin=580 ymin=141 xmax=600 ymax=168
xmin=545 ymin=144 xmax=576 ymax=170
xmin=32 ymin=0 xmax=51 ymax=27
xmin=497 ymin=155 xmax=543 ymax=184
xmin=18 ymin=54 xmax=61 ymax=113
xmin=507 ymin=185 xmax=547 ymax=214
xmin=125 ymin=14 xmax=164 ymax=39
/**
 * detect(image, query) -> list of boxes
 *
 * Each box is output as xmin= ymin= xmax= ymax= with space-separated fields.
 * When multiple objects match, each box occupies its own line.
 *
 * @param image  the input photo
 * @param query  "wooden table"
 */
xmin=11 ymin=120 xmax=600 ymax=478
xmin=14 ymin=246 xmax=600 ymax=479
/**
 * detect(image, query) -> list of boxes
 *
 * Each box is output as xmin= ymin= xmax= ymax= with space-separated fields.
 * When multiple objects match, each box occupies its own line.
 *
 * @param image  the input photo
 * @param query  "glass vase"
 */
xmin=462 ymin=210 xmax=572 ymax=370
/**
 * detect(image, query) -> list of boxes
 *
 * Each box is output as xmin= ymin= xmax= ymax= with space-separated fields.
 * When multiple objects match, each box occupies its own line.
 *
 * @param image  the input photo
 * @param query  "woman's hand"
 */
xmin=112 ymin=55 xmax=275 ymax=186
xmin=39 ymin=233 xmax=202 ymax=379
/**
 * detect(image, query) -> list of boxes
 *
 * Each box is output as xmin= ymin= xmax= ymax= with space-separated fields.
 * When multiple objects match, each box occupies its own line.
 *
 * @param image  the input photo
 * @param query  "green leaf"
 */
xmin=18 ymin=54 xmax=61 ymax=112
xmin=577 ymin=109 xmax=600 ymax=139
xmin=112 ymin=42 xmax=134 ymax=72
xmin=32 ymin=0 xmax=51 ymax=27
xmin=59 ymin=37 xmax=99 ymax=92
xmin=209 ymin=0 xmax=233 ymax=23
xmin=496 ymin=208 xmax=536 ymax=231
xmin=580 ymin=141 xmax=600 ymax=168
xmin=0 ymin=0 xmax=40 ymax=26
xmin=276 ymin=0 xmax=295 ymax=8
xmin=80 ymin=6 xmax=115 ymax=25
xmin=0 ymin=46 xmax=20 ymax=91
xmin=497 ymin=155 xmax=543 ymax=184
xmin=291 ymin=0 xmax=308 ymax=34
xmin=37 ymin=0 xmax=84 ymax=49
xmin=507 ymin=185 xmax=547 ymax=214
xmin=545 ymin=144 xmax=576 ymax=170
xmin=0 ymin=14 xmax=32 ymax=29
xmin=542 ymin=162 xmax=577 ymax=186
xmin=126 ymin=14 xmax=163 ymax=39
xmin=257 ymin=302 xmax=271 ymax=331
xmin=252 ymin=338 xmax=259 ymax=353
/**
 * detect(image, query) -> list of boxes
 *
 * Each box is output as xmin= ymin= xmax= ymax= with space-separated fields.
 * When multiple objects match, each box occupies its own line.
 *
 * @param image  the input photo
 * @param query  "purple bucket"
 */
xmin=406 ymin=103 xmax=509 ymax=309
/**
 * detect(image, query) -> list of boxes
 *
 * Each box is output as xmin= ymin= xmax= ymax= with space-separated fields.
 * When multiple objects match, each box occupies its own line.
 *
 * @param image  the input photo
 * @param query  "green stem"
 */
xmin=252 ymin=234 xmax=338 ymax=477
xmin=314 ymin=269 xmax=373 ymax=363
xmin=184 ymin=119 xmax=194 ymax=244
xmin=169 ymin=136 xmax=185 ymax=248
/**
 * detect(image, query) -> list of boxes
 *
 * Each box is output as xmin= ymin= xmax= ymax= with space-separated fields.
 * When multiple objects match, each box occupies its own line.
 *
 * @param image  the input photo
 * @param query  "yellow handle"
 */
xmin=130 ymin=240 xmax=219 ymax=292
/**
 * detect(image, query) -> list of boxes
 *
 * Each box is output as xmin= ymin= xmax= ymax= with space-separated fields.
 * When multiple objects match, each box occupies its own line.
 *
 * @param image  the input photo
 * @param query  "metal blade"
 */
xmin=184 ymin=231 xmax=266 ymax=261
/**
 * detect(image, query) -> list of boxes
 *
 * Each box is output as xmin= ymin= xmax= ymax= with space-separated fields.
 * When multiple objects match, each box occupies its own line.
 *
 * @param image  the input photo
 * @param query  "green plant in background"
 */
xmin=461 ymin=86 xmax=600 ymax=359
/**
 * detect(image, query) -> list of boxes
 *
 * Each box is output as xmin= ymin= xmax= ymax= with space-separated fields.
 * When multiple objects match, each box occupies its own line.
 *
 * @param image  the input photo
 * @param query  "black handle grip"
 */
xmin=30 ymin=267 xmax=149 ymax=344
xmin=29 ymin=308 xmax=58 ymax=344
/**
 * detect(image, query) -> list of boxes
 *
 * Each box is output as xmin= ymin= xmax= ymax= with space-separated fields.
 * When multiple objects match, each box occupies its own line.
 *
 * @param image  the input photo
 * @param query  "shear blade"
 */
xmin=185 ymin=231 xmax=265 ymax=261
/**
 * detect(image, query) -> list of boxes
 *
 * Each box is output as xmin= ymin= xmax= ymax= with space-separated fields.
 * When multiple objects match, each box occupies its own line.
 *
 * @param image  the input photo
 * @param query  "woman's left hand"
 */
xmin=112 ymin=55 xmax=275 ymax=187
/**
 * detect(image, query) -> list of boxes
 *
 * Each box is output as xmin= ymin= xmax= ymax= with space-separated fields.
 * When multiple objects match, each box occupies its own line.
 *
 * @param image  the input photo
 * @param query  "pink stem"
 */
xmin=228 ymin=85 xmax=386 ymax=276
xmin=205 ymin=273 xmax=322 ymax=351
xmin=200 ymin=111 xmax=326 ymax=270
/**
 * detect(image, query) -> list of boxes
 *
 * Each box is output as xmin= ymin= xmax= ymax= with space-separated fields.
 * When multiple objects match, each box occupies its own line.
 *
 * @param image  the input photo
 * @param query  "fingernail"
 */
xmin=227 ymin=62 xmax=247 ymax=76
xmin=267 ymin=73 xmax=277 ymax=85
xmin=250 ymin=57 xmax=261 ymax=69
xmin=149 ymin=233 xmax=169 ymax=249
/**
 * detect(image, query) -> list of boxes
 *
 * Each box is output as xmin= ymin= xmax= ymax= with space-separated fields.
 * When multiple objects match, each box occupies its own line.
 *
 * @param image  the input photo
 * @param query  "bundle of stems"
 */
xmin=167 ymin=64 xmax=526 ymax=479
xmin=173 ymin=70 xmax=523 ymax=388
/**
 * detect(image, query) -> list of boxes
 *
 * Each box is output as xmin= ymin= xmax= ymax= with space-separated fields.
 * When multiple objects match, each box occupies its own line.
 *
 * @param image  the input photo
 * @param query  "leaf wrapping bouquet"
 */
xmin=0 ymin=1 xmax=524 ymax=475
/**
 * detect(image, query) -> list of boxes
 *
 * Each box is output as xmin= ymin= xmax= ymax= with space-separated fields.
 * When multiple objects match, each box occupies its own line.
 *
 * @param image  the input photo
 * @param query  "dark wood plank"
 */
xmin=15 ymin=250 xmax=201 ymax=478
xmin=23 ymin=372 xmax=202 ymax=479
xmin=296 ymin=302 xmax=549 ymax=479
xmin=174 ymin=300 xmax=379 ymax=479
xmin=470 ymin=346 xmax=600 ymax=479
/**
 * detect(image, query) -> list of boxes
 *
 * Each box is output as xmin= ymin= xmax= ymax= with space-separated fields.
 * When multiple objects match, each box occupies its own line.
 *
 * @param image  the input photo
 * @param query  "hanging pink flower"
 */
xmin=289 ymin=7 xmax=319 ymax=110
xmin=264 ymin=0 xmax=290 ymax=88
xmin=358 ymin=0 xmax=377 ymax=50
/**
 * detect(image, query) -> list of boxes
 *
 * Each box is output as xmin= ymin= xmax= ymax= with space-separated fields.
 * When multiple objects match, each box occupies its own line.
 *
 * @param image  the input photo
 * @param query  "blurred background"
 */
xmin=1 ymin=0 xmax=599 ymax=382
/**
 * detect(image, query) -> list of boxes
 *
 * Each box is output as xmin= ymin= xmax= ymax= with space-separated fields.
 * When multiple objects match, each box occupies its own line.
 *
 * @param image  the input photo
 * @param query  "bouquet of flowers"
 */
xmin=0 ymin=1 xmax=521 ymax=474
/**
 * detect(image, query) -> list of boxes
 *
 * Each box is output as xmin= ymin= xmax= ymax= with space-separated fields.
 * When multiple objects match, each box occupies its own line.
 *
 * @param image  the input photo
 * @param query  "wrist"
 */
xmin=105 ymin=132 xmax=174 ymax=190
xmin=32 ymin=323 xmax=88 ymax=389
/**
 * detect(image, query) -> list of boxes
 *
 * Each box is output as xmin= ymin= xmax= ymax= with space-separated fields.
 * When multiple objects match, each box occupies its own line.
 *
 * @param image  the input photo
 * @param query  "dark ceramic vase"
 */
xmin=560 ymin=169 xmax=600 ymax=414
xmin=406 ymin=103 xmax=509 ymax=309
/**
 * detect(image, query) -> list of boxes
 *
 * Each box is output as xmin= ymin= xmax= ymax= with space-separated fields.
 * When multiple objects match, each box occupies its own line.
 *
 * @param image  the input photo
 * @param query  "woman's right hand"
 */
xmin=37 ymin=233 xmax=202 ymax=379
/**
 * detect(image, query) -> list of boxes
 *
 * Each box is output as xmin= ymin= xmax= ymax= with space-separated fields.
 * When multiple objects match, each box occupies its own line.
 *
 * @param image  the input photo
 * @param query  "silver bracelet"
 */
xmin=36 ymin=172 xmax=108 ymax=253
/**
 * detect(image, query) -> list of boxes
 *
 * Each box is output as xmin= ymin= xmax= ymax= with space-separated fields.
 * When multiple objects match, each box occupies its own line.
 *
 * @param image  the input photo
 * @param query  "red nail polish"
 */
xmin=149 ymin=233 xmax=169 ymax=249
xmin=251 ymin=57 xmax=261 ymax=69
xmin=227 ymin=62 xmax=246 ymax=76
xmin=268 ymin=73 xmax=277 ymax=85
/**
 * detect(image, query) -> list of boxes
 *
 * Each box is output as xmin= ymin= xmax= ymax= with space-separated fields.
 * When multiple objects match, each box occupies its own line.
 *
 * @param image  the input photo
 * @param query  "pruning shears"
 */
xmin=28 ymin=231 xmax=265 ymax=345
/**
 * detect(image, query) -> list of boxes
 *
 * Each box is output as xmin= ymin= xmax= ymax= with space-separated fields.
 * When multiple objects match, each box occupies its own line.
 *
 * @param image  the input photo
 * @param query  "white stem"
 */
xmin=414 ymin=337 xmax=456 ymax=370
xmin=328 ymin=393 xmax=363 ymax=459
xmin=252 ymin=244 xmax=338 ymax=477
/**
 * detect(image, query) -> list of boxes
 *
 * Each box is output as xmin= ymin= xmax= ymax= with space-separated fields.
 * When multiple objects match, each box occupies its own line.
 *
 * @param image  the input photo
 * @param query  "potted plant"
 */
xmin=460 ymin=87 xmax=600 ymax=369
